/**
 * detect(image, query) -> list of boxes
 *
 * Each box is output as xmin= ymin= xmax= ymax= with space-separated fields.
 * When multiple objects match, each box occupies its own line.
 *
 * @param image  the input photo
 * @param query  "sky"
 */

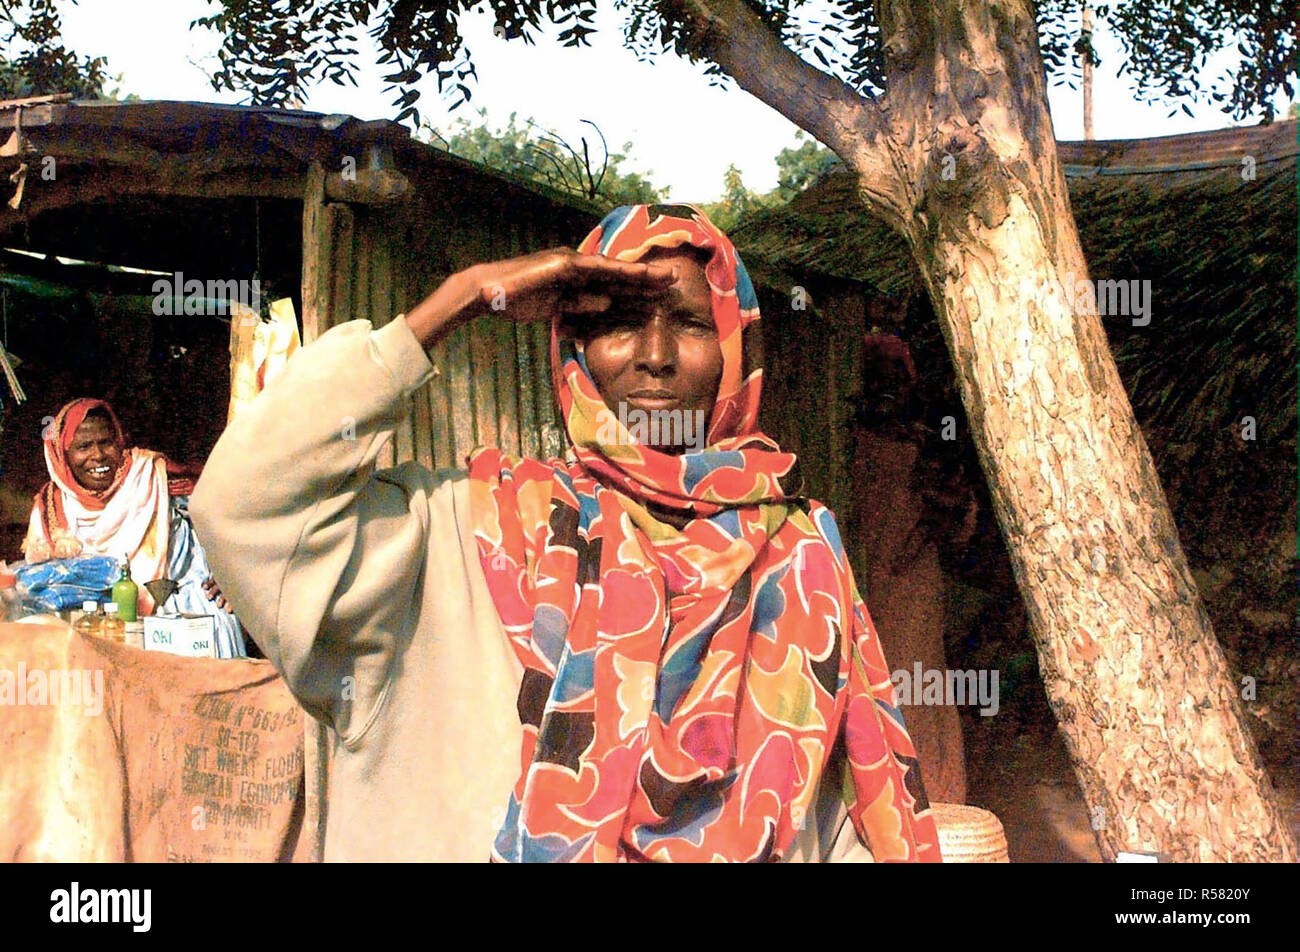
xmin=51 ymin=0 xmax=1293 ymax=202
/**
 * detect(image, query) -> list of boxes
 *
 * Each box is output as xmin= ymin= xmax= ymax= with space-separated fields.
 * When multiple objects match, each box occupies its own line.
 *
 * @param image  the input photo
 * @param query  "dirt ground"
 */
xmin=961 ymin=696 xmax=1300 ymax=863
xmin=964 ymin=716 xmax=1100 ymax=862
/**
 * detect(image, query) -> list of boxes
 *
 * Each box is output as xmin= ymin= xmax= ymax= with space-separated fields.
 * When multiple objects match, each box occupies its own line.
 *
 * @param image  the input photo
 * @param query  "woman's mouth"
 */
xmin=625 ymin=389 xmax=679 ymax=410
xmin=87 ymin=465 xmax=111 ymax=479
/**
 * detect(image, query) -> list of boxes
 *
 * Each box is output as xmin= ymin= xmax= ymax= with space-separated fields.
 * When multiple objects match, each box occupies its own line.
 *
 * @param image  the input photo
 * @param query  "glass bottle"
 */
xmin=74 ymin=600 xmax=101 ymax=638
xmin=100 ymin=603 xmax=126 ymax=643
xmin=112 ymin=558 xmax=138 ymax=623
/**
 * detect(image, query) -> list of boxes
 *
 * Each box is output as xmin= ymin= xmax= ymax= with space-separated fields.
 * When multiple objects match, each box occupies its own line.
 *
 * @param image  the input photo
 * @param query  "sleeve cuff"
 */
xmin=371 ymin=314 xmax=437 ymax=394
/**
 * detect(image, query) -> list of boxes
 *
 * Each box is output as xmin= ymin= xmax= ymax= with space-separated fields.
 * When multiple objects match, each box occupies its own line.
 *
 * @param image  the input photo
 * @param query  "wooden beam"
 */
xmin=8 ymin=129 xmax=301 ymax=177
xmin=323 ymin=168 xmax=412 ymax=206
xmin=0 ymin=93 xmax=74 ymax=109
xmin=0 ymin=168 xmax=303 ymax=233
xmin=299 ymin=162 xmax=331 ymax=344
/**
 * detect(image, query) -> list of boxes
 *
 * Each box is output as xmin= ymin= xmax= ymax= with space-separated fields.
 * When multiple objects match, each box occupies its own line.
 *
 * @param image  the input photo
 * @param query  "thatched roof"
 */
xmin=732 ymin=121 xmax=1299 ymax=443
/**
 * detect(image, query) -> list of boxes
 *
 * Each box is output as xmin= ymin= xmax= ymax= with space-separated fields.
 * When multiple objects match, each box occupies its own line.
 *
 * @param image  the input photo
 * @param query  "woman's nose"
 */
xmin=634 ymin=316 xmax=675 ymax=374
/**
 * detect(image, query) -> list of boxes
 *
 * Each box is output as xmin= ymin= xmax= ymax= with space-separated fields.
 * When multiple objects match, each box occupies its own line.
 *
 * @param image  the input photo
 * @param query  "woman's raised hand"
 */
xmin=473 ymin=248 xmax=678 ymax=324
xmin=404 ymin=248 xmax=678 ymax=350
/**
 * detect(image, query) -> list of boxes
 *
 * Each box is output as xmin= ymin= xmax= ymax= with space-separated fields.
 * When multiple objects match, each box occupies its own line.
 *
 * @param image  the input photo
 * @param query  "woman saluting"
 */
xmin=192 ymin=204 xmax=940 ymax=862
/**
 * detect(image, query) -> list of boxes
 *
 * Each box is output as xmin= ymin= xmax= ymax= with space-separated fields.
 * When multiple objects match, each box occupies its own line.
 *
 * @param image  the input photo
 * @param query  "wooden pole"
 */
xmin=1082 ymin=2 xmax=1094 ymax=141
xmin=300 ymin=162 xmax=331 ymax=344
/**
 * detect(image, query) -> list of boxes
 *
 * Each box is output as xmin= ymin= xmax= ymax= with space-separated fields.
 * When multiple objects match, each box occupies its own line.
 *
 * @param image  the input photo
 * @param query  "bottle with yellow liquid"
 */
xmin=112 ymin=558 xmax=138 ymax=623
xmin=74 ymin=600 xmax=101 ymax=639
xmin=100 ymin=603 xmax=126 ymax=643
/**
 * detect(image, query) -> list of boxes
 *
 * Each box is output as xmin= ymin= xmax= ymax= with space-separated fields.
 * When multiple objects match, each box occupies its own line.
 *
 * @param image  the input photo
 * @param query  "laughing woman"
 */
xmin=191 ymin=204 xmax=939 ymax=862
xmin=22 ymin=398 xmax=246 ymax=658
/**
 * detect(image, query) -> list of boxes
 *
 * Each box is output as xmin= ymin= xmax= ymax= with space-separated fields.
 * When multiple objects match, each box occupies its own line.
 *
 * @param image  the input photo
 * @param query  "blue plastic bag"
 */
xmin=12 ymin=556 xmax=120 ymax=612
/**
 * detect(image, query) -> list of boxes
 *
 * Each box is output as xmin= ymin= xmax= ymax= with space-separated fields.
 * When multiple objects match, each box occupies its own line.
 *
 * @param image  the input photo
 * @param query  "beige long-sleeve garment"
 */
xmin=191 ymin=316 xmax=868 ymax=862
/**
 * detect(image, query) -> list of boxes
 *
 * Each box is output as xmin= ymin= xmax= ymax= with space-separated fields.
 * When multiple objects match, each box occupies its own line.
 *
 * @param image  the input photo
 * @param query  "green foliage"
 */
xmin=704 ymin=133 xmax=841 ymax=230
xmin=1035 ymin=2 xmax=1296 ymax=119
xmin=701 ymin=163 xmax=766 ymax=232
xmin=429 ymin=119 xmax=837 ymax=228
xmin=183 ymin=1 xmax=1294 ymax=127
xmin=772 ymin=131 xmax=841 ymax=204
xmin=97 ymin=73 xmax=142 ymax=103
xmin=0 ymin=0 xmax=108 ymax=99
xmin=422 ymin=108 xmax=661 ymax=206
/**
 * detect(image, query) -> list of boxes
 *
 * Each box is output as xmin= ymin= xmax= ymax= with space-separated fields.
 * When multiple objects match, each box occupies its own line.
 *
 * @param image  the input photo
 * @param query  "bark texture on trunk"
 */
xmin=678 ymin=0 xmax=1297 ymax=860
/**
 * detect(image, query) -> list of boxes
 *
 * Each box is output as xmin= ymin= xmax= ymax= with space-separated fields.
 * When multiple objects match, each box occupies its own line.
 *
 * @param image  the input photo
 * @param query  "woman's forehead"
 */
xmin=638 ymin=246 xmax=713 ymax=296
xmin=71 ymin=416 xmax=115 ymax=440
xmin=637 ymin=243 xmax=709 ymax=265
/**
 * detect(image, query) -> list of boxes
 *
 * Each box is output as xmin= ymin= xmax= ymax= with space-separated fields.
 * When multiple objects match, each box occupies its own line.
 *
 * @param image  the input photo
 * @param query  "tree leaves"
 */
xmin=0 ymin=0 xmax=109 ymax=99
xmin=2 ymin=0 xmax=1292 ymax=127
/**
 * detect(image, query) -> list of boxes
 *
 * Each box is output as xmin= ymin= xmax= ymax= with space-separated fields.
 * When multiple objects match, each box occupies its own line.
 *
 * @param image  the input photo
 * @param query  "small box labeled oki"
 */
xmin=143 ymin=615 xmax=217 ymax=658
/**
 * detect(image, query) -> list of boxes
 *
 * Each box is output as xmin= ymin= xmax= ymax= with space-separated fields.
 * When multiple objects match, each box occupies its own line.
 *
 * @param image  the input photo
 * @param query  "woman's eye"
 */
xmin=680 ymin=315 xmax=715 ymax=333
xmin=585 ymin=316 xmax=636 ymax=337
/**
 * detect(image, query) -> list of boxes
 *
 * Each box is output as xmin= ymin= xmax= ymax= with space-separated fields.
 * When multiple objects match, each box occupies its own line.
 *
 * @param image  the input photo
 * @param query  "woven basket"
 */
xmin=931 ymin=803 xmax=1010 ymax=863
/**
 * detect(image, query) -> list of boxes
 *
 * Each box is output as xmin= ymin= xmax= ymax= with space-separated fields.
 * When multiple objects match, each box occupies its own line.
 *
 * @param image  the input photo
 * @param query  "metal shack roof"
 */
xmin=0 ymin=97 xmax=601 ymax=279
xmin=0 ymin=97 xmax=598 ymax=214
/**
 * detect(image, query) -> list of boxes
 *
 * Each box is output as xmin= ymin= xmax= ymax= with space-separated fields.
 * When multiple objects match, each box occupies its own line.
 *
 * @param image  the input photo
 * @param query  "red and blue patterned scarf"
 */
xmin=468 ymin=204 xmax=940 ymax=862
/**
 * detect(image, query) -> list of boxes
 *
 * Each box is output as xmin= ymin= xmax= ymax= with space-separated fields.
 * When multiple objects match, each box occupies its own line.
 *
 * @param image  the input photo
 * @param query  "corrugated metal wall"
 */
xmin=303 ymin=165 xmax=589 ymax=472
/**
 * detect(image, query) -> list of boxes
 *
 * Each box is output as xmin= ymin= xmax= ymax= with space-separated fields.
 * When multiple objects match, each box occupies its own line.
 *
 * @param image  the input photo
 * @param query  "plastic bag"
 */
xmin=10 ymin=555 xmax=119 ymax=612
xmin=0 ymin=559 xmax=25 ymax=622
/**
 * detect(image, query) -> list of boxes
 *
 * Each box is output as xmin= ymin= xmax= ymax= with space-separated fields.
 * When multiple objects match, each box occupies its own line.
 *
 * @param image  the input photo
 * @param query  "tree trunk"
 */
xmin=863 ymin=0 xmax=1296 ymax=861
xmin=680 ymin=0 xmax=1297 ymax=860
xmin=908 ymin=198 xmax=1297 ymax=861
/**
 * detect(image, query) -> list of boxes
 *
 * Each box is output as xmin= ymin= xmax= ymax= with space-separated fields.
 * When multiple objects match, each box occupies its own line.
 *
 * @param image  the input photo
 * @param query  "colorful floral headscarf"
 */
xmin=468 ymin=204 xmax=940 ymax=862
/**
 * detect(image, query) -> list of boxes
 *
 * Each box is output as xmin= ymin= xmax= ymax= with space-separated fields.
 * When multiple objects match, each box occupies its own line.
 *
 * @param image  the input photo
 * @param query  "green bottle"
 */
xmin=112 ymin=558 xmax=138 ymax=623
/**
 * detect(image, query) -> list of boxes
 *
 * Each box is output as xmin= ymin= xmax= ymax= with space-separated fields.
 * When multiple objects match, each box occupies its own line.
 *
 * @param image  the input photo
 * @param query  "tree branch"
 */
xmin=671 ymin=0 xmax=905 ymax=210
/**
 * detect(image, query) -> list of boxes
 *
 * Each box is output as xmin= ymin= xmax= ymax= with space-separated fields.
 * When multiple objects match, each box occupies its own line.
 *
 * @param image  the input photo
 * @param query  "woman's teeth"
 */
xmin=89 ymin=466 xmax=110 ymax=475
